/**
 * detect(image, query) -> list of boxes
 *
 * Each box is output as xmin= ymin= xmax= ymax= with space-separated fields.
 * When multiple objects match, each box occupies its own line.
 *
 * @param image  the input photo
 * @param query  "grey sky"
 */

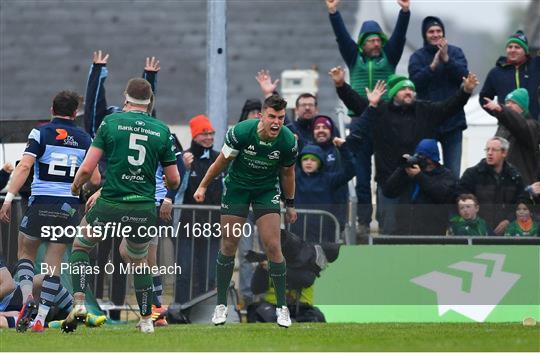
xmin=380 ymin=0 xmax=529 ymax=34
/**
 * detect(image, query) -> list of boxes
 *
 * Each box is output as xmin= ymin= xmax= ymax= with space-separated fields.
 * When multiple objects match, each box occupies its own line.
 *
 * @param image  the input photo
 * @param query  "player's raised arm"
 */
xmin=194 ymin=152 xmax=233 ymax=203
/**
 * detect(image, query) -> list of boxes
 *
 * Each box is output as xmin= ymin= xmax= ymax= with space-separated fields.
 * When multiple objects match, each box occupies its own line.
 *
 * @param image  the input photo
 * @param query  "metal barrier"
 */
xmin=369 ymin=235 xmax=540 ymax=245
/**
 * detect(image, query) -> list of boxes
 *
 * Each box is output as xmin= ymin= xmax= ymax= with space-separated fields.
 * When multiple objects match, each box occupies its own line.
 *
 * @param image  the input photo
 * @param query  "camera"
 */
xmin=402 ymin=153 xmax=428 ymax=169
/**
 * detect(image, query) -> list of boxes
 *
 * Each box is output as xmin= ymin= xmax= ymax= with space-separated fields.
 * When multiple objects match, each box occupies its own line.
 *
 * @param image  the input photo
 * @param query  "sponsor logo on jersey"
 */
xmin=268 ymin=150 xmax=280 ymax=160
xmin=221 ymin=203 xmax=229 ymax=209
xmin=271 ymin=194 xmax=281 ymax=205
xmin=55 ymin=129 xmax=68 ymax=140
xmin=63 ymin=135 xmax=79 ymax=147
xmin=121 ymin=215 xmax=148 ymax=223
xmin=259 ymin=140 xmax=272 ymax=147
xmin=121 ymin=173 xmax=145 ymax=182
xmin=190 ymin=171 xmax=198 ymax=177
xmin=135 ymin=120 xmax=145 ymax=126
xmin=244 ymin=145 xmax=257 ymax=156
xmin=129 ymin=168 xmax=142 ymax=175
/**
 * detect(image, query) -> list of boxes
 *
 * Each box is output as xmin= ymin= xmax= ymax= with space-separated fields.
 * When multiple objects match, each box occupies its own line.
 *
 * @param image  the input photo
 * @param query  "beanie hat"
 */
xmin=387 ymin=74 xmax=416 ymax=100
xmin=507 ymin=30 xmax=529 ymax=54
xmin=505 ymin=88 xmax=530 ymax=115
xmin=421 ymin=16 xmax=445 ymax=45
xmin=415 ymin=139 xmax=440 ymax=162
xmin=300 ymin=144 xmax=324 ymax=170
xmin=189 ymin=114 xmax=215 ymax=139
xmin=312 ymin=115 xmax=334 ymax=131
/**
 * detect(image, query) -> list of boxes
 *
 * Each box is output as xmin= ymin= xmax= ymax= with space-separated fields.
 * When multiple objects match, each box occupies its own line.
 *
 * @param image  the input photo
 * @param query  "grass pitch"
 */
xmin=1 ymin=323 xmax=538 ymax=352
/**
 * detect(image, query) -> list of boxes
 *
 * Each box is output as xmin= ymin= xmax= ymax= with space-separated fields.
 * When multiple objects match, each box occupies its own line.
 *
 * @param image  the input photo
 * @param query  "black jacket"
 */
xmin=338 ymin=83 xmax=470 ymax=186
xmin=383 ymin=164 xmax=457 ymax=235
xmin=492 ymin=107 xmax=540 ymax=185
xmin=182 ymin=140 xmax=224 ymax=206
xmin=457 ymin=159 xmax=525 ymax=230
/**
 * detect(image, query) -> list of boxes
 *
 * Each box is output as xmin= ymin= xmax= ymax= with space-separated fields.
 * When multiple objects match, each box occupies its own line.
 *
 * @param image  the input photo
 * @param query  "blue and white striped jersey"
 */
xmin=24 ymin=118 xmax=93 ymax=197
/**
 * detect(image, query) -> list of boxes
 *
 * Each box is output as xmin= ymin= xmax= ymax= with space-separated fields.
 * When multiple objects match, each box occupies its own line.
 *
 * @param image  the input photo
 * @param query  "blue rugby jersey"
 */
xmin=24 ymin=118 xmax=93 ymax=197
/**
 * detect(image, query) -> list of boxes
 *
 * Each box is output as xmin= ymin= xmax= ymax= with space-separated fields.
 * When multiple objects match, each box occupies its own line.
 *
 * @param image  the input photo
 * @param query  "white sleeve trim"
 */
xmin=28 ymin=128 xmax=40 ymax=143
xmin=222 ymin=143 xmax=239 ymax=158
xmin=23 ymin=151 xmax=37 ymax=157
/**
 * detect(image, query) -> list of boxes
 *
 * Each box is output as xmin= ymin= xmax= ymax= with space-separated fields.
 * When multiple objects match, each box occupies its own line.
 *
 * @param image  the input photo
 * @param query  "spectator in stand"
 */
xmin=239 ymin=98 xmax=262 ymax=123
xmin=383 ymin=139 xmax=457 ymax=236
xmin=483 ymin=89 xmax=540 ymax=185
xmin=0 ymin=163 xmax=14 ymax=191
xmin=448 ymin=194 xmax=490 ymax=236
xmin=505 ymin=199 xmax=538 ymax=237
xmin=311 ymin=115 xmax=348 ymax=235
xmin=408 ymin=16 xmax=469 ymax=178
xmin=291 ymin=139 xmax=355 ymax=243
xmin=325 ymin=0 xmax=411 ymax=236
xmin=457 ymin=137 xmax=525 ymax=235
xmin=330 ymin=66 xmax=478 ymax=234
xmin=480 ymin=30 xmax=540 ymax=121
xmin=175 ymin=115 xmax=224 ymax=304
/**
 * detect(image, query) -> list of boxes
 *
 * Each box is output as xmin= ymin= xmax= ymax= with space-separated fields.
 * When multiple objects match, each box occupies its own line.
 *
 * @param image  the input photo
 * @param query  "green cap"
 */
xmin=505 ymin=88 xmax=529 ymax=115
xmin=506 ymin=30 xmax=529 ymax=54
xmin=387 ymin=74 xmax=416 ymax=100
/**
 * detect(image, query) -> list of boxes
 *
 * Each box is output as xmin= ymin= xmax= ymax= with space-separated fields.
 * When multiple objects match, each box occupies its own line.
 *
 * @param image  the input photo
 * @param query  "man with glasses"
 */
xmin=286 ymin=93 xmax=320 ymax=152
xmin=457 ymin=137 xmax=525 ymax=235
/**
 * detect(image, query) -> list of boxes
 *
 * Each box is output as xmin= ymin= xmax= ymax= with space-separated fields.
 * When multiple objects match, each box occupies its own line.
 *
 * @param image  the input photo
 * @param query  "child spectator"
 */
xmin=505 ymin=200 xmax=538 ymax=236
xmin=448 ymin=194 xmax=490 ymax=236
xmin=292 ymin=138 xmax=355 ymax=243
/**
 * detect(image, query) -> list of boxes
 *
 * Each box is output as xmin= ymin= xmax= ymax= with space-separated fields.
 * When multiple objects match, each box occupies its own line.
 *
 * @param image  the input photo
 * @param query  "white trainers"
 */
xmin=137 ymin=318 xmax=154 ymax=333
xmin=276 ymin=306 xmax=291 ymax=328
xmin=211 ymin=304 xmax=227 ymax=325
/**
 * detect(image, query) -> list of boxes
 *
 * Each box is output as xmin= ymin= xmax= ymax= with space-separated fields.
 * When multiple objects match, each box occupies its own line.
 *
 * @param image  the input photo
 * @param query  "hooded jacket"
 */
xmin=492 ymin=106 xmax=540 ymax=185
xmin=382 ymin=139 xmax=457 ymax=235
xmin=328 ymin=9 xmax=410 ymax=97
xmin=408 ymin=16 xmax=469 ymax=134
xmin=292 ymin=144 xmax=355 ymax=243
xmin=457 ymin=159 xmax=525 ymax=231
xmin=479 ymin=55 xmax=540 ymax=120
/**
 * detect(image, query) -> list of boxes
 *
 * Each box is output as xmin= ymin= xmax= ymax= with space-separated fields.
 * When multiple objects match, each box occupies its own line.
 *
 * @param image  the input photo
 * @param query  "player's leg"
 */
xmin=119 ymin=238 xmax=154 ymax=333
xmin=62 ymin=216 xmax=100 ymax=332
xmin=14 ymin=232 xmax=40 ymax=332
xmin=253 ymin=188 xmax=291 ymax=328
xmin=32 ymin=242 xmax=67 ymax=331
xmin=0 ymin=262 xmax=16 ymax=300
xmin=147 ymin=237 xmax=167 ymax=326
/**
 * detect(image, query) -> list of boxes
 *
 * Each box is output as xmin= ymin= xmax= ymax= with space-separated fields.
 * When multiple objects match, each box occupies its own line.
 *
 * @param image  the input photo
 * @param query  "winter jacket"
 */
xmin=492 ymin=106 xmax=540 ymax=185
xmin=479 ymin=56 xmax=540 ymax=120
xmin=383 ymin=164 xmax=457 ymax=235
xmin=408 ymin=16 xmax=469 ymax=134
xmin=292 ymin=144 xmax=355 ymax=243
xmin=338 ymin=83 xmax=470 ymax=186
xmin=329 ymin=9 xmax=410 ymax=97
xmin=457 ymin=159 xmax=525 ymax=230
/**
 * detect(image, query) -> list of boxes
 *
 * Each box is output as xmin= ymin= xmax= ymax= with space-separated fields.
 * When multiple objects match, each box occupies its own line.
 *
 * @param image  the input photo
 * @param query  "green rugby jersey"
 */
xmin=92 ymin=111 xmax=176 ymax=203
xmin=222 ymin=119 xmax=297 ymax=189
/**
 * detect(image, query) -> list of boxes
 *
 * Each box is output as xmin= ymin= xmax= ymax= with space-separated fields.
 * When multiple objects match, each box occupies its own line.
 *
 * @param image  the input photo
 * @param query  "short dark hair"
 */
xmin=295 ymin=93 xmax=317 ymax=108
xmin=52 ymin=90 xmax=81 ymax=117
xmin=263 ymin=94 xmax=287 ymax=112
xmin=456 ymin=193 xmax=479 ymax=206
xmin=125 ymin=78 xmax=153 ymax=101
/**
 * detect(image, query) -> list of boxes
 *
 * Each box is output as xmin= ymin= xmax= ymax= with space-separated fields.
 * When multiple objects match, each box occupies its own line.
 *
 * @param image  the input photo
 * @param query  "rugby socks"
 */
xmin=35 ymin=275 xmax=60 ymax=324
xmin=5 ymin=315 xmax=17 ymax=328
xmin=70 ymin=250 xmax=91 ymax=293
xmin=55 ymin=284 xmax=73 ymax=312
xmin=152 ymin=275 xmax=163 ymax=308
xmin=134 ymin=273 xmax=153 ymax=317
xmin=269 ymin=261 xmax=287 ymax=308
xmin=216 ymin=250 xmax=235 ymax=305
xmin=15 ymin=259 xmax=34 ymax=300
